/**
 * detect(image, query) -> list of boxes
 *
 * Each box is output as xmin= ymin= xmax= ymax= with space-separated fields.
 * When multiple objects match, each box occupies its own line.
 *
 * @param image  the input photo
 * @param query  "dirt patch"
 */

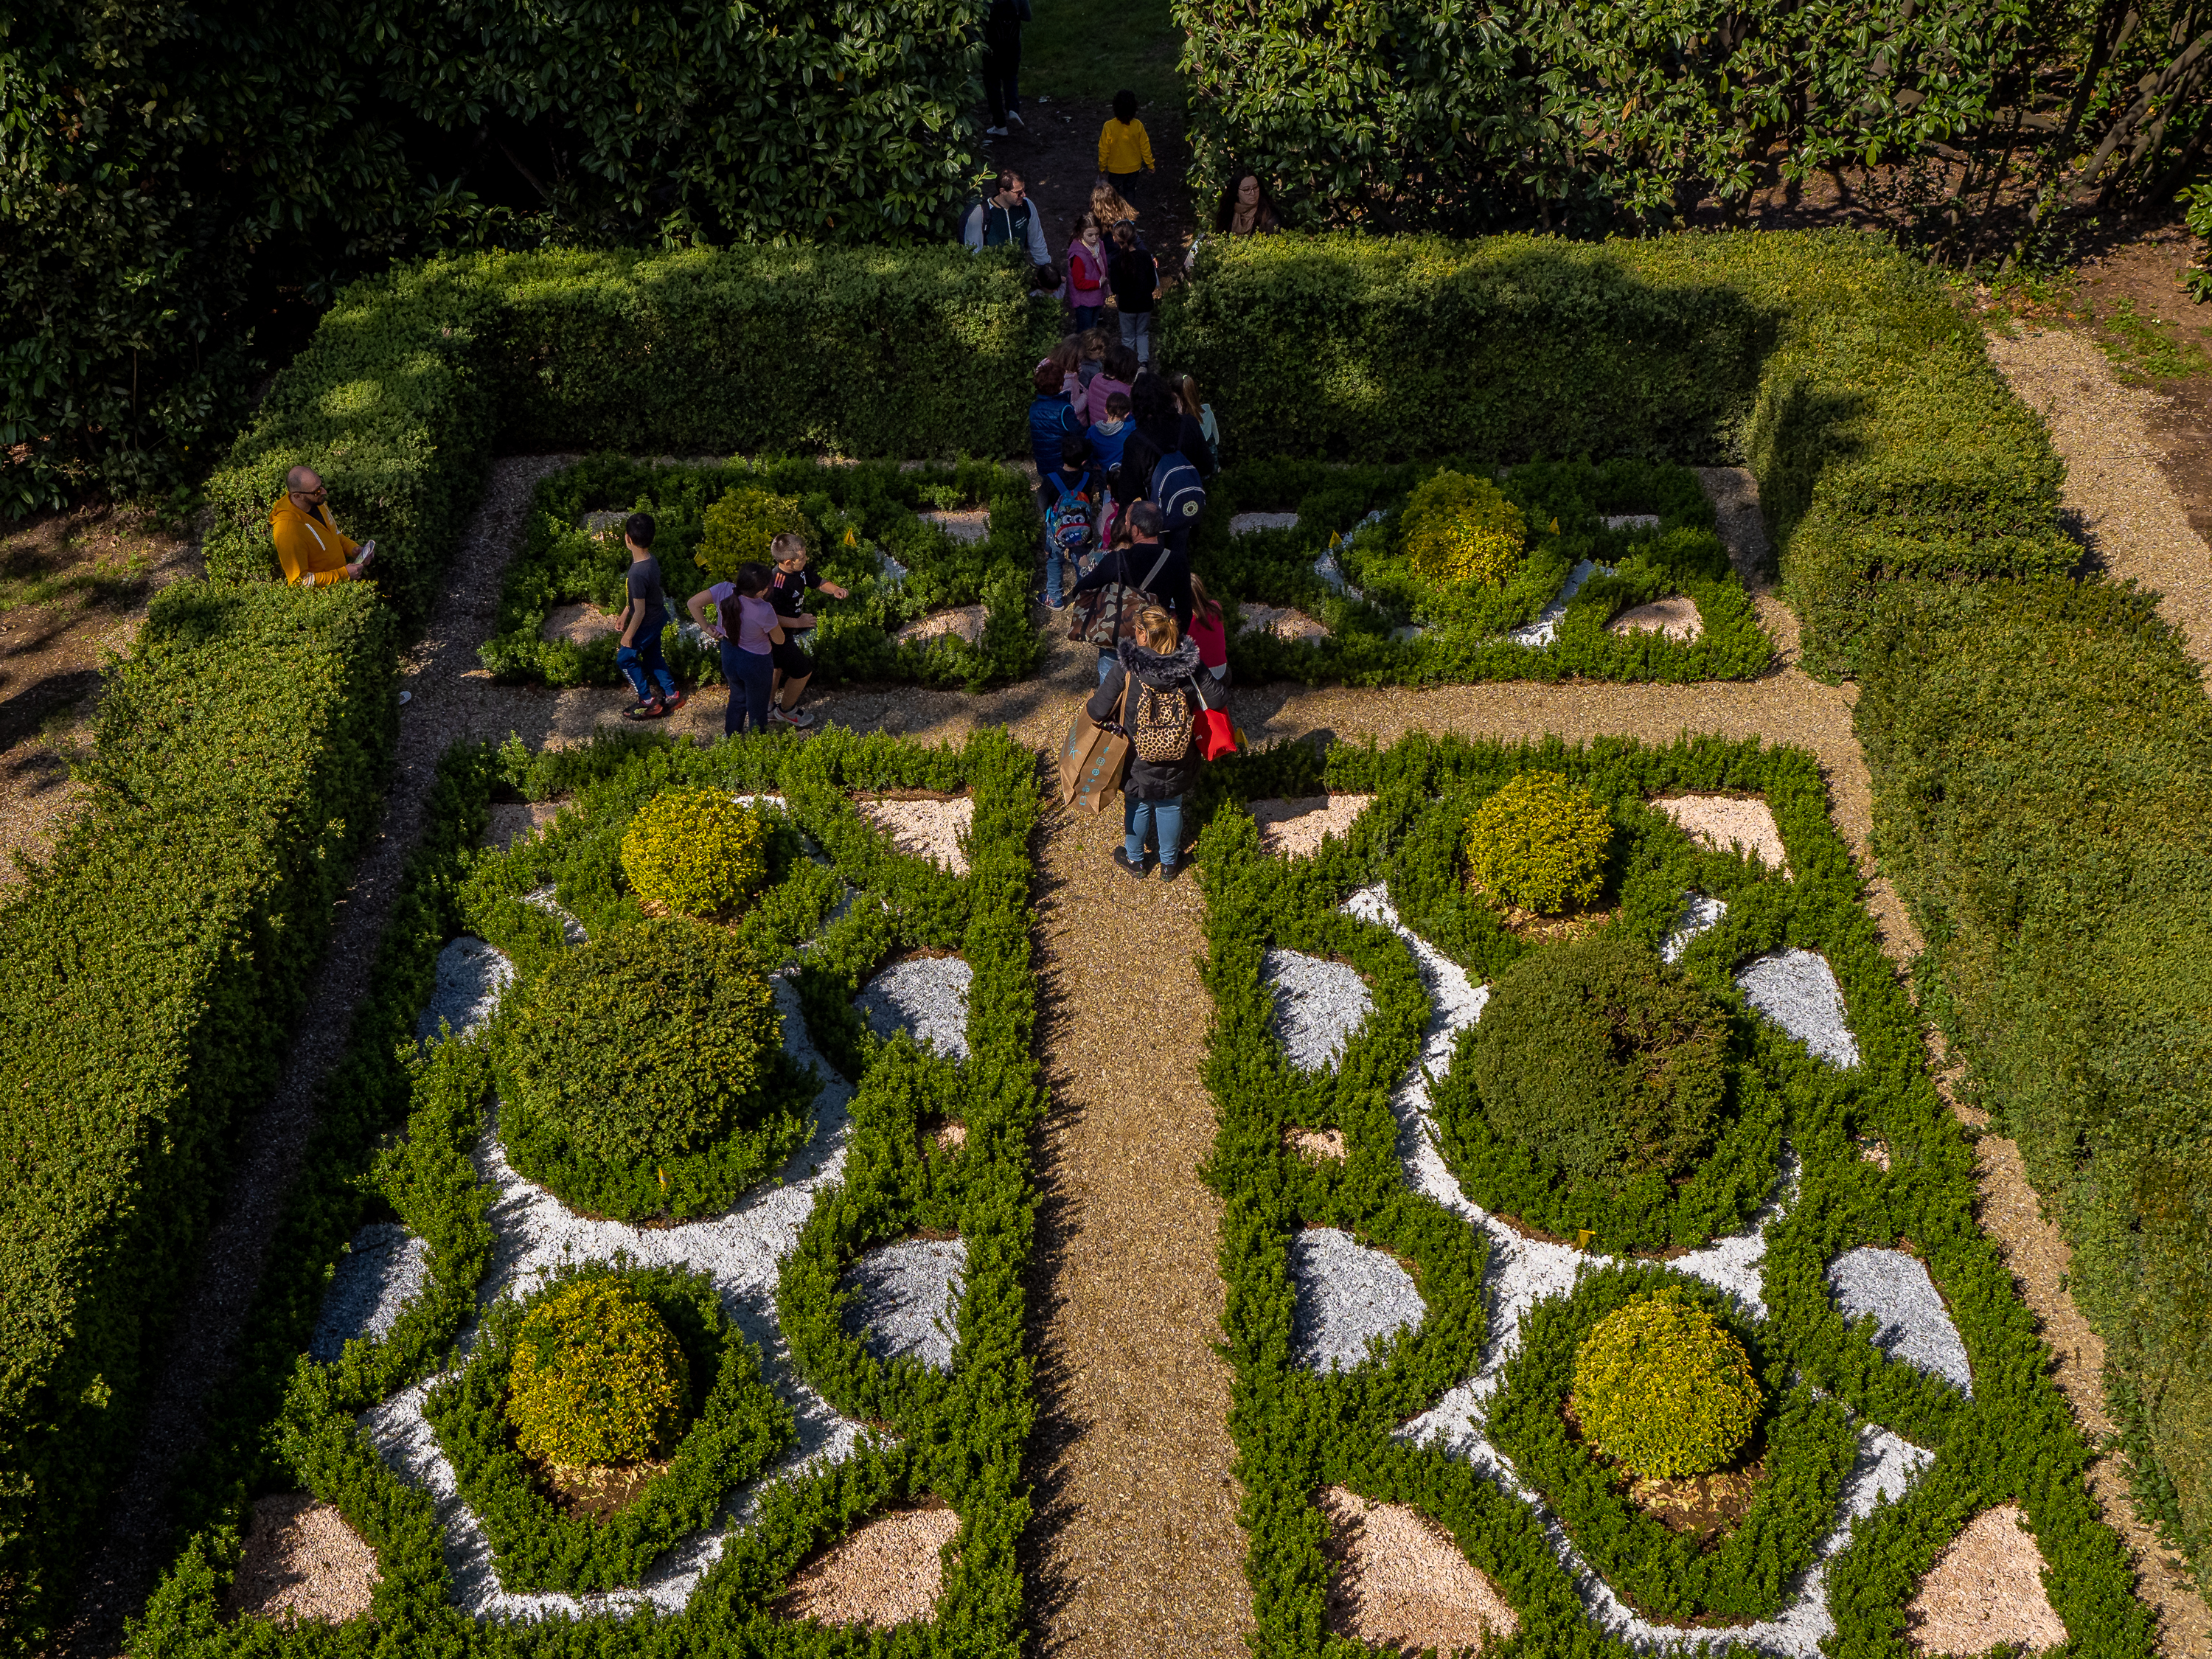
xmin=1285 ymin=1127 xmax=1346 ymax=1162
xmin=485 ymin=800 xmax=563 ymax=851
xmin=1905 ymin=1503 xmax=2066 ymax=1655
xmin=895 ymin=605 xmax=990 ymax=647
xmin=1652 ymin=793 xmax=1790 ymax=873
xmin=1318 ymin=1486 xmax=1518 ymax=1655
xmin=1626 ymin=1461 xmax=1765 ymax=1545
xmin=224 ymin=1493 xmax=380 ymax=1625
xmin=1249 ymin=793 xmax=1374 ymax=858
xmin=1237 ymin=604 xmax=1329 ymax=644
xmin=931 ymin=1119 xmax=969 ymax=1154
xmin=778 ymin=1504 xmax=961 ymax=1627
xmin=857 ymin=795 xmax=975 ymax=874
xmin=1607 ymin=596 xmax=1703 ymax=641
xmin=539 ymin=600 xmax=623 ymax=647
xmin=542 ymin=1458 xmax=670 ymax=1520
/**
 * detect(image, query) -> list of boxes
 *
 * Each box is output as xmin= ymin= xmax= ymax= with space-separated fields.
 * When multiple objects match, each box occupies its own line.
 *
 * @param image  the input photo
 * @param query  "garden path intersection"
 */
xmin=51 ymin=446 xmax=2210 ymax=1659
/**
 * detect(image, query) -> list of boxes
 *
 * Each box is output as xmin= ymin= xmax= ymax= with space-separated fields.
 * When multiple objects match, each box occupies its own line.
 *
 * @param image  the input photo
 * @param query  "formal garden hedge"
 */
xmin=1191 ymin=731 xmax=2152 ymax=1652
xmin=0 ymin=582 xmax=397 ymax=1652
xmin=124 ymin=723 xmax=1043 ymax=1655
xmin=485 ymin=455 xmax=1046 ymax=693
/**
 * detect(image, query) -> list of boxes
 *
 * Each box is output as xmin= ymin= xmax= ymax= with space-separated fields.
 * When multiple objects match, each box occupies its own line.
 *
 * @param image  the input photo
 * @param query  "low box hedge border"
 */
xmin=481 ymin=455 xmax=1048 ymax=694
xmin=1189 ymin=729 xmax=2153 ymax=1655
xmin=422 ymin=1259 xmax=793 ymax=1595
xmin=123 ymin=724 xmax=1044 ymax=1657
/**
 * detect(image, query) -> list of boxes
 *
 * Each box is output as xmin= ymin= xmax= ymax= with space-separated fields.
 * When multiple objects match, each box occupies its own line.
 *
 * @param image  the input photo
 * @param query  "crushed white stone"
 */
xmin=1905 ymin=1504 xmax=2066 ymax=1655
xmin=358 ymin=973 xmax=866 ymax=1621
xmin=1262 ymin=948 xmax=1374 ymax=1071
xmin=1828 ymin=1248 xmax=1974 ymax=1394
xmin=842 ymin=1239 xmax=967 ymax=1371
xmin=1654 ymin=794 xmax=1789 ymax=873
xmin=1509 ymin=560 xmax=1607 ymax=648
xmin=1737 ymin=948 xmax=1860 ymax=1069
xmin=521 ymin=886 xmax=587 ymax=945
xmin=1229 ymin=512 xmax=1301 ymax=536
xmin=1607 ymin=595 xmax=1703 ymax=641
xmin=919 ymin=508 xmax=992 ymax=544
xmin=311 ymin=1222 xmax=431 ymax=1364
xmin=1660 ymin=894 xmax=1728 ymax=965
xmin=1292 ymin=1228 xmax=1425 ymax=1372
xmin=415 ymin=936 xmax=513 ymax=1045
xmin=875 ymin=548 xmax=911 ymax=585
xmin=1314 ymin=543 xmax=1363 ymax=599
xmin=225 ymin=1493 xmax=381 ymax=1625
xmin=582 ymin=510 xmax=627 ymax=533
xmin=1249 ymin=794 xmax=1374 ymax=859
xmin=1602 ymin=513 xmax=1662 ymax=532
xmin=856 ymin=796 xmax=973 ymax=875
xmin=854 ymin=956 xmax=973 ymax=1062
xmin=1238 ymin=602 xmax=1330 ymax=644
xmin=895 ymin=605 xmax=988 ymax=647
xmin=779 ymin=1506 xmax=961 ymax=1627
xmin=1320 ymin=1486 xmax=1518 ymax=1652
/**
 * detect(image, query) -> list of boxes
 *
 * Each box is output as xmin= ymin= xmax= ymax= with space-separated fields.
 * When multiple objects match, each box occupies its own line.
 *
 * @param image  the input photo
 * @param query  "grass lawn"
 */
xmin=1019 ymin=0 xmax=1183 ymax=110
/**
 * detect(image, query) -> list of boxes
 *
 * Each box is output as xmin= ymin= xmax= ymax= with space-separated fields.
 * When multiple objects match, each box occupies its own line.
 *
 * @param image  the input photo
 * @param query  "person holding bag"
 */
xmin=1067 ymin=501 xmax=1189 ymax=682
xmin=1089 ymin=605 xmax=1203 ymax=880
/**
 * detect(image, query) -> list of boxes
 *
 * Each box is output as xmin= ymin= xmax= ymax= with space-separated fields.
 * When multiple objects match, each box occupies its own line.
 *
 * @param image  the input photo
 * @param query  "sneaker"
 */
xmin=771 ymin=705 xmax=815 ymax=728
xmin=986 ymin=125 xmax=1009 ymax=137
xmin=661 ymin=689 xmax=686 ymax=712
xmin=623 ymin=700 xmax=667 ymax=722
xmin=1008 ymin=110 xmax=1026 ymax=128
xmin=1111 ymin=847 xmax=1150 ymax=879
xmin=1157 ymin=860 xmax=1184 ymax=883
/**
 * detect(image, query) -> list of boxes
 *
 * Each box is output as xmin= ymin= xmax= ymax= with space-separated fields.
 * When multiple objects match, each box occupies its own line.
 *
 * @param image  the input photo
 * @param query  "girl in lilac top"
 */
xmin=688 ymin=563 xmax=783 ymax=735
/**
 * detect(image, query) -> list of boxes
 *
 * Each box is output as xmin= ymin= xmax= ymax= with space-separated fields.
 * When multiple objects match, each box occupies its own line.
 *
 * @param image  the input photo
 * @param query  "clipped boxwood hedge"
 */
xmin=1189 ymin=729 xmax=2152 ymax=1653
xmin=481 ymin=455 xmax=1046 ymax=693
xmin=125 ymin=723 xmax=1045 ymax=1657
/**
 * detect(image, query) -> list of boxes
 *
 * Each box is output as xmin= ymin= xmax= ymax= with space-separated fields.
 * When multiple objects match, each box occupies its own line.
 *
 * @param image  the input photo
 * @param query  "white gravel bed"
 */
xmin=1290 ymin=1227 xmax=1424 ymax=1371
xmin=1508 ymin=560 xmax=1608 ymax=648
xmin=919 ymin=508 xmax=992 ymax=544
xmin=521 ymin=886 xmax=588 ymax=945
xmin=874 ymin=548 xmax=910 ymax=585
xmin=841 ymin=1238 xmax=967 ymax=1371
xmin=894 ymin=605 xmax=987 ymax=647
xmin=1314 ymin=542 xmax=1363 ymax=599
xmin=1607 ymin=596 xmax=1703 ymax=641
xmin=1660 ymin=894 xmax=1728 ymax=964
xmin=1237 ymin=603 xmax=1330 ymax=644
xmin=1602 ymin=514 xmax=1661 ymax=532
xmin=1229 ymin=512 xmax=1300 ymax=536
xmin=1389 ymin=623 xmax=1427 ymax=641
xmin=1736 ymin=949 xmax=1860 ymax=1070
xmin=854 ymin=956 xmax=973 ymax=1062
xmin=1827 ymin=1248 xmax=1973 ymax=1394
xmin=311 ymin=1223 xmax=431 ymax=1364
xmin=361 ymin=973 xmax=865 ymax=1621
xmin=1262 ymin=948 xmax=1374 ymax=1071
xmin=856 ymin=796 xmax=973 ymax=875
xmin=415 ymin=937 xmax=513 ymax=1045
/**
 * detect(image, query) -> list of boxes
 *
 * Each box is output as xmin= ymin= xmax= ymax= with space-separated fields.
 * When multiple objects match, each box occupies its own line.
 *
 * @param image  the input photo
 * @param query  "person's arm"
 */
xmin=617 ymin=591 xmax=640 ymax=647
xmin=1098 ymin=128 xmax=1113 ymax=173
xmin=1086 ymin=661 xmax=1126 ymax=725
xmin=1071 ymin=549 xmax=1120 ymax=596
xmin=688 ymin=588 xmax=726 ymax=639
xmin=1026 ymin=210 xmax=1050 ymax=268
xmin=1138 ymin=120 xmax=1155 ymax=173
xmin=961 ymin=203 xmax=984 ymax=251
xmin=818 ymin=581 xmax=849 ymax=599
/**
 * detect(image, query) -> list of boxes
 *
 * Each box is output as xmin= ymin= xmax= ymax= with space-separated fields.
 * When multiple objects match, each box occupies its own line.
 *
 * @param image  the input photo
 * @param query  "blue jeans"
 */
xmin=1071 ymin=302 xmax=1103 ymax=332
xmin=1125 ymin=793 xmax=1183 ymax=868
xmin=1118 ymin=309 xmax=1152 ymax=365
xmin=1043 ymin=543 xmax=1066 ymax=607
xmin=720 ymin=641 xmax=773 ymax=735
xmin=1096 ymin=650 xmax=1117 ymax=686
xmin=616 ymin=635 xmax=675 ymax=703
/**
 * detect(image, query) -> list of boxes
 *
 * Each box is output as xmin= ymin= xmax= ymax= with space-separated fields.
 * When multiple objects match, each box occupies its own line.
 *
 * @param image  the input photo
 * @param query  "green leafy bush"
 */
xmin=1472 ymin=934 xmax=1730 ymax=1184
xmin=497 ymin=919 xmax=801 ymax=1222
xmin=1399 ymin=470 xmax=1526 ymax=588
xmin=1463 ymin=772 xmax=1613 ymax=914
xmin=507 ymin=1279 xmax=691 ymax=1469
xmin=696 ymin=489 xmax=813 ymax=587
xmin=1571 ymin=1289 xmax=1762 ymax=1478
xmin=619 ymin=788 xmax=771 ymax=918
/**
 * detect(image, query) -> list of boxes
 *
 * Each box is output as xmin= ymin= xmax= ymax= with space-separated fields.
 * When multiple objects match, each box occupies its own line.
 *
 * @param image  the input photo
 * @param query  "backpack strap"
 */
xmin=1138 ymin=544 xmax=1172 ymax=593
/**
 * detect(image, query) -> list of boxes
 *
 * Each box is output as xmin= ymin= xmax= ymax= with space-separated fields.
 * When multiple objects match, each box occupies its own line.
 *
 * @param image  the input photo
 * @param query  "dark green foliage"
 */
xmin=424 ymin=1262 xmax=791 ymax=1593
xmin=1470 ymin=936 xmax=1731 ymax=1183
xmin=0 ymin=582 xmax=397 ymax=1651
xmin=496 ymin=919 xmax=803 ymax=1225
xmin=480 ymin=455 xmax=1046 ymax=692
xmin=204 ymin=250 xmax=1056 ymax=627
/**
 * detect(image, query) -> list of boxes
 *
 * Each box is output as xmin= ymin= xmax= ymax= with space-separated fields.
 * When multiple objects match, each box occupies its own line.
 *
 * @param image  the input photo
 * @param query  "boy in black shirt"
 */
xmin=765 ymin=532 xmax=851 ymax=728
xmin=616 ymin=512 xmax=685 ymax=720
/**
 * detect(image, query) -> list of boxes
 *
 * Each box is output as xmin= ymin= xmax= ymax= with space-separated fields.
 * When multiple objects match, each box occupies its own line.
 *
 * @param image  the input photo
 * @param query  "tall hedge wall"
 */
xmin=0 ymin=582 xmax=397 ymax=1651
xmin=206 ymin=246 xmax=1057 ymax=626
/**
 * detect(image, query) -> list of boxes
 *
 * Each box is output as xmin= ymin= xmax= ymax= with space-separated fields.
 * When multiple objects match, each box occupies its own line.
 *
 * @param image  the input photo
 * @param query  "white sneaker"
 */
xmin=1008 ymin=111 xmax=1026 ymax=128
xmin=771 ymin=705 xmax=816 ymax=728
xmin=986 ymin=125 xmax=1008 ymax=137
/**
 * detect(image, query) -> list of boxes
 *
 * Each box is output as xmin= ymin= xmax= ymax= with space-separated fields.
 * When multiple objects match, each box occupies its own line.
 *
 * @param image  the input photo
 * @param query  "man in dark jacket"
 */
xmin=1088 ymin=608 xmax=1203 ymax=879
xmin=1070 ymin=501 xmax=1190 ymax=680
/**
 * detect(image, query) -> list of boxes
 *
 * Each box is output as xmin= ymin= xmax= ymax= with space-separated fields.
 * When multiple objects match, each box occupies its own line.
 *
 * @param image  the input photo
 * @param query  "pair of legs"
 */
xmin=983 ymin=29 xmax=1020 ymax=128
xmin=1071 ymin=302 xmax=1102 ymax=332
xmin=1124 ymin=792 xmax=1183 ymax=869
xmin=618 ymin=634 xmax=678 ymax=714
xmin=768 ymin=638 xmax=815 ymax=725
xmin=1117 ymin=310 xmax=1152 ymax=365
xmin=1105 ymin=170 xmax=1143 ymax=209
xmin=720 ymin=641 xmax=773 ymax=735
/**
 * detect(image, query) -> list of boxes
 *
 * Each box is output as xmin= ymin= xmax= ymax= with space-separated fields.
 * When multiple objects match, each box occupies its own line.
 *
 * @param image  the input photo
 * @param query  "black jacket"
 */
xmin=1107 ymin=245 xmax=1158 ymax=313
xmin=1071 ymin=536 xmax=1191 ymax=632
xmin=1089 ymin=636 xmax=1205 ymax=799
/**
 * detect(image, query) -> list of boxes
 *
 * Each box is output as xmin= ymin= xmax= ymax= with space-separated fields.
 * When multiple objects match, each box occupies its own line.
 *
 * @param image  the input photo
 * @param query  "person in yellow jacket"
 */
xmin=1097 ymin=90 xmax=1155 ymax=210
xmin=271 ymin=465 xmax=377 ymax=587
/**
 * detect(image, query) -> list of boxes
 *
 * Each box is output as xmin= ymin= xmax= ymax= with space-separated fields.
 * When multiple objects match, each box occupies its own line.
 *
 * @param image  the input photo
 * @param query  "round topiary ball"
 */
xmin=1464 ymin=772 xmax=1613 ymax=914
xmin=1571 ymin=1288 xmax=1762 ymax=1478
xmin=1399 ymin=470 xmax=1527 ymax=588
xmin=507 ymin=1278 xmax=691 ymax=1468
xmin=501 ymin=919 xmax=779 ymax=1166
xmin=620 ymin=789 xmax=771 ymax=918
xmin=696 ymin=487 xmax=811 ymax=586
xmin=1472 ymin=933 xmax=1729 ymax=1183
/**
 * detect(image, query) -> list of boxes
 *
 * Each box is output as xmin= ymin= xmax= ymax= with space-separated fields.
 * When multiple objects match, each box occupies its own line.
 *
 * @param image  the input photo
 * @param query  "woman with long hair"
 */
xmin=1214 ymin=170 xmax=1281 ymax=236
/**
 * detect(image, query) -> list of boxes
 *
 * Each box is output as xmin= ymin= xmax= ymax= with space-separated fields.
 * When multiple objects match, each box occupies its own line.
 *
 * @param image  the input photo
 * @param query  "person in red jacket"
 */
xmin=270 ymin=466 xmax=376 ymax=587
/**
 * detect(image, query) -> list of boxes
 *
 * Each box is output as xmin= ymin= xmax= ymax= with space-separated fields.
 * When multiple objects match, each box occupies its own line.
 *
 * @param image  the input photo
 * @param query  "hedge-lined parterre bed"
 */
xmin=1193 ymin=456 xmax=1772 ymax=686
xmin=480 ymin=455 xmax=1046 ymax=693
xmin=0 ymin=580 xmax=398 ymax=1653
xmin=204 ymin=247 xmax=1058 ymax=627
xmin=125 ymin=723 xmax=1045 ymax=1655
xmin=1189 ymin=730 xmax=2151 ymax=1652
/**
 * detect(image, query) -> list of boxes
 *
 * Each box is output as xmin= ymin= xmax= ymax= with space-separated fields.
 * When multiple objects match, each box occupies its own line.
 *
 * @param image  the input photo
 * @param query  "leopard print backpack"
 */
xmin=1130 ymin=678 xmax=1194 ymax=762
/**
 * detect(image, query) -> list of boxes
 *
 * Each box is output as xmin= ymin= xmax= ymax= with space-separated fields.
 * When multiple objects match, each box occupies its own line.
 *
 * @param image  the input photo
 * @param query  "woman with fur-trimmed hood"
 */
xmin=1088 ymin=605 xmax=1203 ymax=880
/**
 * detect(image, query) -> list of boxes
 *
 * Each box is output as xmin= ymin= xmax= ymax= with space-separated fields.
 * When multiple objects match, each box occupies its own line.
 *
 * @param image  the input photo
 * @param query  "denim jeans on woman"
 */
xmin=616 ymin=635 xmax=676 ymax=703
xmin=720 ymin=639 xmax=774 ymax=735
xmin=1117 ymin=310 xmax=1152 ymax=366
xmin=1124 ymin=793 xmax=1183 ymax=869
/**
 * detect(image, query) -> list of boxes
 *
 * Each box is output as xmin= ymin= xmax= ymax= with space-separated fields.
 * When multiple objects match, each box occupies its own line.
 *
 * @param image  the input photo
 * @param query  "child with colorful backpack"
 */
xmin=1039 ymin=430 xmax=1102 ymax=609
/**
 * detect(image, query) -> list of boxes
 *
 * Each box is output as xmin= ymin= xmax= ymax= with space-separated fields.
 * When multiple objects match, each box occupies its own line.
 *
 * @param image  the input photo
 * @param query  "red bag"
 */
xmin=1192 ymin=673 xmax=1238 ymax=760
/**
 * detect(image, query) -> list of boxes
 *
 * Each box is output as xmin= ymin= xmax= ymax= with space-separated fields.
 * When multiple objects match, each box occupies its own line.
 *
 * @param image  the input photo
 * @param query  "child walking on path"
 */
xmin=763 ymin=532 xmax=848 ymax=727
xmin=1107 ymin=221 xmax=1160 ymax=366
xmin=1065 ymin=212 xmax=1108 ymax=330
xmin=616 ymin=512 xmax=685 ymax=720
xmin=1097 ymin=91 xmax=1155 ymax=209
xmin=689 ymin=563 xmax=784 ymax=736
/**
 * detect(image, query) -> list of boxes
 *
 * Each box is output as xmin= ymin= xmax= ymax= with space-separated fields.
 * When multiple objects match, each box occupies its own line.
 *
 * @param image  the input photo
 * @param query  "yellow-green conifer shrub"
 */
xmin=1464 ymin=772 xmax=1613 ymax=914
xmin=507 ymin=1279 xmax=691 ymax=1468
xmin=1400 ymin=470 xmax=1527 ymax=588
xmin=1571 ymin=1290 xmax=1762 ymax=1478
xmin=620 ymin=788 xmax=770 ymax=918
xmin=696 ymin=487 xmax=811 ymax=585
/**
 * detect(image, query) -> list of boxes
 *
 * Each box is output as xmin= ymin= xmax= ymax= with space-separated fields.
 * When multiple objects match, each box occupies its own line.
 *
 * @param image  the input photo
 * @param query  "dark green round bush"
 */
xmin=1472 ymin=933 xmax=1729 ymax=1183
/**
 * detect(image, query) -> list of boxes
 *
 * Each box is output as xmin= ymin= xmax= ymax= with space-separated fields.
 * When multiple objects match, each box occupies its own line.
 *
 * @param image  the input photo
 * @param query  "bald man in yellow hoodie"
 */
xmin=271 ymin=465 xmax=377 ymax=587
